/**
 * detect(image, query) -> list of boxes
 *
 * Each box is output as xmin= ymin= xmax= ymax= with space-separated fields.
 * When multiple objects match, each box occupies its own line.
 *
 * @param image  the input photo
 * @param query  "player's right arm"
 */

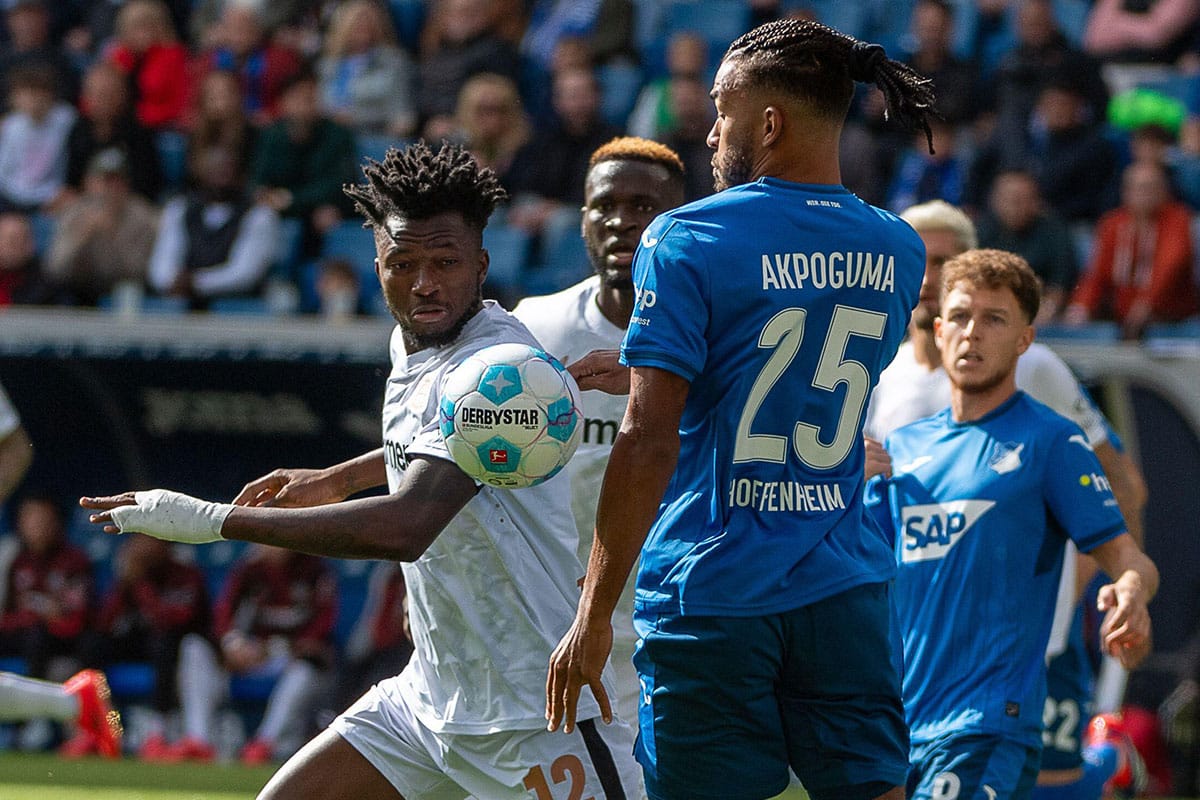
xmin=81 ymin=453 xmax=476 ymax=562
xmin=547 ymin=364 xmax=689 ymax=734
xmin=233 ymin=448 xmax=389 ymax=508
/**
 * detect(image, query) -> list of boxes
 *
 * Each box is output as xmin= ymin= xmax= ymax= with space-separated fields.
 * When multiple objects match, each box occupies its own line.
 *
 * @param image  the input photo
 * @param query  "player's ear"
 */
xmin=933 ymin=316 xmax=945 ymax=347
xmin=1016 ymin=322 xmax=1034 ymax=355
xmin=477 ymin=246 xmax=489 ymax=287
xmin=762 ymin=105 xmax=783 ymax=147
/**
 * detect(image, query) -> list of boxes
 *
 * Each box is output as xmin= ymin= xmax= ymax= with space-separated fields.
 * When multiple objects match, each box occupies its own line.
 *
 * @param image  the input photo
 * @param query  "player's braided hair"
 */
xmin=723 ymin=19 xmax=937 ymax=152
xmin=344 ymin=141 xmax=508 ymax=232
xmin=589 ymin=136 xmax=686 ymax=183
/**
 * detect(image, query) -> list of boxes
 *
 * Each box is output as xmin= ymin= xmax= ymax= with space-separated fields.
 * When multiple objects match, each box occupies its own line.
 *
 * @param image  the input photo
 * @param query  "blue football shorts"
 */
xmin=632 ymin=580 xmax=908 ymax=800
xmin=908 ymin=731 xmax=1041 ymax=800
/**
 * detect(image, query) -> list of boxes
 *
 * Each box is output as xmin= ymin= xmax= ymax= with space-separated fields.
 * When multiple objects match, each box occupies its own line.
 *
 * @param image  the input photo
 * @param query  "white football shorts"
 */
xmin=330 ymin=675 xmax=645 ymax=800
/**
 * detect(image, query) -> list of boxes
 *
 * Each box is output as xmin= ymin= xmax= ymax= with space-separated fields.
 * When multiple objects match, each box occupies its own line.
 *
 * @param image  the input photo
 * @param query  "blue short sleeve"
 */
xmin=621 ymin=218 xmax=709 ymax=382
xmin=1043 ymin=425 xmax=1127 ymax=552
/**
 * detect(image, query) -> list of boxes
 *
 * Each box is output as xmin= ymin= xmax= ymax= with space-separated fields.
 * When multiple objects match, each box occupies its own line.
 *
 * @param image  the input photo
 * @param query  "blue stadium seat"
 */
xmin=356 ymin=134 xmax=408 ymax=166
xmin=482 ymin=222 xmax=533 ymax=295
xmin=664 ymin=0 xmax=752 ymax=52
xmin=1038 ymin=322 xmax=1121 ymax=342
xmin=598 ymin=62 xmax=644 ymax=128
xmin=388 ymin=0 xmax=427 ymax=52
xmin=155 ymin=130 xmax=189 ymax=196
xmin=210 ymin=297 xmax=271 ymax=315
xmin=105 ymin=662 xmax=156 ymax=700
xmin=1144 ymin=319 xmax=1200 ymax=340
xmin=0 ymin=657 xmax=28 ymax=675
xmin=273 ymin=217 xmax=305 ymax=279
xmin=29 ymin=212 xmax=55 ymax=258
xmin=523 ymin=208 xmax=590 ymax=296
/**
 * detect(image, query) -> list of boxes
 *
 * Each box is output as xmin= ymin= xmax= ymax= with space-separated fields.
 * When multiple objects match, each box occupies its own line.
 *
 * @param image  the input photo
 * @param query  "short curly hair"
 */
xmin=344 ymin=141 xmax=508 ymax=233
xmin=941 ymin=249 xmax=1042 ymax=323
xmin=589 ymin=136 xmax=686 ymax=184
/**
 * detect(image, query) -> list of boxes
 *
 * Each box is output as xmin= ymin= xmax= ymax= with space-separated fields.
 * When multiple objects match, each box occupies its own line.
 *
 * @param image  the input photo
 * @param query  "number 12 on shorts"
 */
xmin=523 ymin=753 xmax=591 ymax=800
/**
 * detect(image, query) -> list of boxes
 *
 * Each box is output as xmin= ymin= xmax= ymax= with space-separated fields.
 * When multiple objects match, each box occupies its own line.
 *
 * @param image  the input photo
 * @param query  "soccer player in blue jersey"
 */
xmin=546 ymin=18 xmax=938 ymax=800
xmin=866 ymin=249 xmax=1158 ymax=800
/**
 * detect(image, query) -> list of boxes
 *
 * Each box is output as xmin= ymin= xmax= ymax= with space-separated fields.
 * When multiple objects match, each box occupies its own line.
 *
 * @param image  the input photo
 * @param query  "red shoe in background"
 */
xmin=61 ymin=670 xmax=122 ymax=759
xmin=164 ymin=736 xmax=217 ymax=763
xmin=239 ymin=738 xmax=274 ymax=766
xmin=137 ymin=733 xmax=173 ymax=762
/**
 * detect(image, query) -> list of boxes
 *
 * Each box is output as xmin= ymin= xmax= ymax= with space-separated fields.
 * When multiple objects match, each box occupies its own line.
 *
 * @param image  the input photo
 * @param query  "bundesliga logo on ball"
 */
xmin=439 ymin=343 xmax=583 ymax=488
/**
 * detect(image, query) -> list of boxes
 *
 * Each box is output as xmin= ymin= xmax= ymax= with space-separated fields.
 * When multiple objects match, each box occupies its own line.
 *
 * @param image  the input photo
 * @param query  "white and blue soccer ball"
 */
xmin=439 ymin=343 xmax=583 ymax=489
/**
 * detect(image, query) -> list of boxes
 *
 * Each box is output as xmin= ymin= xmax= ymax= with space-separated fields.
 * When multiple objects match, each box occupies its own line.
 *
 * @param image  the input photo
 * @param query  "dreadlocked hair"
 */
xmin=343 ymin=141 xmax=508 ymax=232
xmin=724 ymin=19 xmax=938 ymax=152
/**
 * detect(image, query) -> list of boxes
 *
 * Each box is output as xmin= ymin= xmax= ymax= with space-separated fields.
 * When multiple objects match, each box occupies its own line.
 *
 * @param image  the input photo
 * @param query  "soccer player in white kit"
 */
xmin=514 ymin=137 xmax=686 ymax=726
xmin=81 ymin=143 xmax=642 ymax=800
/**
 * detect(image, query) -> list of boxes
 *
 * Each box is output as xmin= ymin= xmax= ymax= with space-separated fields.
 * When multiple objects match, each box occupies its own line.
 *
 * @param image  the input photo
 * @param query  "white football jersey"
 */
xmin=864 ymin=341 xmax=1109 ymax=446
xmin=0 ymin=382 xmax=19 ymax=439
xmin=513 ymin=278 xmax=643 ymax=722
xmin=382 ymin=300 xmax=605 ymax=734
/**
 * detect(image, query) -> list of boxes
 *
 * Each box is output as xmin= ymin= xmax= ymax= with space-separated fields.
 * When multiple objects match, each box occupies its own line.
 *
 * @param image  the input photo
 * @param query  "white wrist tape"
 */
xmin=108 ymin=489 xmax=233 ymax=544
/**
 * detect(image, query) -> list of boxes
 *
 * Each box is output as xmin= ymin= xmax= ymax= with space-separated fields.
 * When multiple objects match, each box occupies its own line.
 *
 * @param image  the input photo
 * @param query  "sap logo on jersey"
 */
xmin=901 ymin=500 xmax=995 ymax=563
xmin=634 ymin=286 xmax=657 ymax=311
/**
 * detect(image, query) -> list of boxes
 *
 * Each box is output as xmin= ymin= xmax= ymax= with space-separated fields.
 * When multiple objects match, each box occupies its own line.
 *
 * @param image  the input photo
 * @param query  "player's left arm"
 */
xmin=547 ymin=364 xmax=688 ymax=733
xmin=81 ymin=454 xmax=478 ymax=562
xmin=1087 ymin=532 xmax=1159 ymax=669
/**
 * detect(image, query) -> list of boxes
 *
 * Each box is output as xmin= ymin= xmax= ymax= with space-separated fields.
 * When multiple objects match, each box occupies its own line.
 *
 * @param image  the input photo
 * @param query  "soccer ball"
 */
xmin=439 ymin=343 xmax=583 ymax=489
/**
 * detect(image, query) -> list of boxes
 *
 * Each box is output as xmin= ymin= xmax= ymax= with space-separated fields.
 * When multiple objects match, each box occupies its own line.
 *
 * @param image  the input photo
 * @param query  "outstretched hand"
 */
xmin=567 ymin=350 xmax=630 ymax=396
xmin=546 ymin=616 xmax=613 ymax=734
xmin=1097 ymin=582 xmax=1153 ymax=669
xmin=80 ymin=489 xmax=232 ymax=544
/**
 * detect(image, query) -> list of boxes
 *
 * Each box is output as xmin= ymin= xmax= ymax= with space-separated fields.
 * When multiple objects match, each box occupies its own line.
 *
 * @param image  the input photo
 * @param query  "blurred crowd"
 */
xmin=0 ymin=0 xmax=1196 ymax=337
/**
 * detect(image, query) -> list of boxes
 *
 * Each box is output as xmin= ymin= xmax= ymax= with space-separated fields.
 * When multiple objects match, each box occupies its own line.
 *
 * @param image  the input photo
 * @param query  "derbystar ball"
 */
xmin=439 ymin=343 xmax=583 ymax=489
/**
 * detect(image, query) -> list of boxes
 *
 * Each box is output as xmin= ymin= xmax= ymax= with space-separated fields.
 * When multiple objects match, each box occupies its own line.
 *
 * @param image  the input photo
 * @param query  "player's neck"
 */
xmin=910 ymin=326 xmax=941 ymax=370
xmin=596 ymin=285 xmax=634 ymax=330
xmin=950 ymin=379 xmax=1018 ymax=423
xmin=765 ymin=129 xmax=842 ymax=185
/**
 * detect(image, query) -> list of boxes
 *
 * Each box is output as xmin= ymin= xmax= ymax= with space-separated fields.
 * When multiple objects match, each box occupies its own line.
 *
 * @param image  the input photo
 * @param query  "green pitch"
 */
xmin=0 ymin=753 xmax=275 ymax=800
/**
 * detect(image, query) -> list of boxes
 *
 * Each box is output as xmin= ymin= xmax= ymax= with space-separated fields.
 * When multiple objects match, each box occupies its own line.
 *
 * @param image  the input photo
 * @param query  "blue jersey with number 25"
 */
xmin=621 ymin=178 xmax=924 ymax=617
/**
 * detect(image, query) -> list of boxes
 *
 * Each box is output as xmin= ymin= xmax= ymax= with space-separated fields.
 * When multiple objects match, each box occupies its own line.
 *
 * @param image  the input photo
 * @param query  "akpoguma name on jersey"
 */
xmin=727 ymin=478 xmax=846 ymax=512
xmin=761 ymin=251 xmax=895 ymax=292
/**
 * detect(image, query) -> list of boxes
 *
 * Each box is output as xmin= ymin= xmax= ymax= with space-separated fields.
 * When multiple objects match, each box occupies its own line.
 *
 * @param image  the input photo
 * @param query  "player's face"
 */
xmin=935 ymin=281 xmax=1034 ymax=394
xmin=708 ymin=60 xmax=757 ymax=192
xmin=581 ymin=160 xmax=681 ymax=290
xmin=913 ymin=228 xmax=963 ymax=331
xmin=375 ymin=211 xmax=487 ymax=351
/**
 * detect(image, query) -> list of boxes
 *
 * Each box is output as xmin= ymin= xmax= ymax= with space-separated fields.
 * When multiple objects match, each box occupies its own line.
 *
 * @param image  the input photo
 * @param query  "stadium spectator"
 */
xmin=969 ymin=73 xmax=1119 ymax=222
xmin=193 ymin=0 xmax=303 ymax=126
xmin=1084 ymin=0 xmax=1200 ymax=65
xmin=45 ymin=148 xmax=160 ymax=307
xmin=451 ymin=73 xmax=530 ymax=192
xmin=977 ymin=169 xmax=1079 ymax=323
xmin=0 ymin=212 xmax=51 ymax=306
xmin=627 ymin=31 xmax=709 ymax=140
xmin=0 ymin=381 xmax=31 ymax=508
xmin=0 ymin=669 xmax=121 ymax=758
xmin=659 ymin=74 xmax=718 ymax=202
xmin=64 ymin=62 xmax=162 ymax=203
xmin=0 ymin=64 xmax=75 ymax=213
xmin=521 ymin=0 xmax=637 ymax=72
xmin=317 ymin=0 xmax=417 ymax=139
xmin=991 ymin=0 xmax=1108 ymax=135
xmin=84 ymin=534 xmax=209 ymax=761
xmin=314 ymin=257 xmax=362 ymax=321
xmin=416 ymin=0 xmax=521 ymax=136
xmin=1067 ymin=161 xmax=1200 ymax=338
xmin=148 ymin=143 xmax=281 ymax=310
xmin=0 ymin=0 xmax=78 ymax=105
xmin=508 ymin=66 xmax=622 ymax=234
xmin=885 ymin=118 xmax=966 ymax=212
xmin=178 ymin=545 xmax=336 ymax=765
xmin=104 ymin=0 xmax=190 ymax=131
xmin=900 ymin=0 xmax=980 ymax=125
xmin=0 ymin=494 xmax=92 ymax=684
xmin=249 ymin=69 xmax=358 ymax=254
xmin=185 ymin=69 xmax=257 ymax=184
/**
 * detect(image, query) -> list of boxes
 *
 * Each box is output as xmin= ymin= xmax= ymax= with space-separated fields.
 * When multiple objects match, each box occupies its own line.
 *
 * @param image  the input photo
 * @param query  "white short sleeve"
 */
xmin=1016 ymin=343 xmax=1109 ymax=447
